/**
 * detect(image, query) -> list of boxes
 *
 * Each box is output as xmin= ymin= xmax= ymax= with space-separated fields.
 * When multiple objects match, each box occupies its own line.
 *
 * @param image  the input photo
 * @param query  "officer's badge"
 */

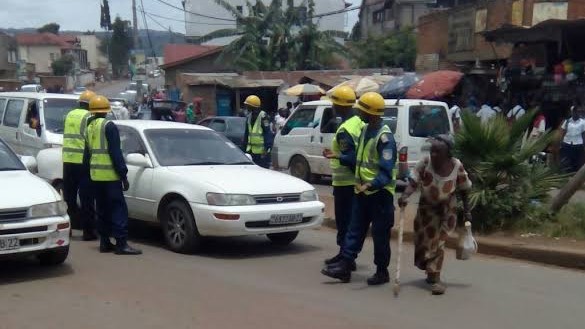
xmin=382 ymin=150 xmax=393 ymax=161
xmin=380 ymin=133 xmax=389 ymax=143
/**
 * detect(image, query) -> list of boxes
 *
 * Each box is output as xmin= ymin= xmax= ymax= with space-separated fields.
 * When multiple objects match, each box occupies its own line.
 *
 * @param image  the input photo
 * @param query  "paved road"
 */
xmin=1 ymin=225 xmax=583 ymax=329
xmin=95 ymin=76 xmax=164 ymax=99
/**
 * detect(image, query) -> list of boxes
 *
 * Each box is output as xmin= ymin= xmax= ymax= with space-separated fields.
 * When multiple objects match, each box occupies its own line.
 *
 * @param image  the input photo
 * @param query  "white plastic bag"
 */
xmin=456 ymin=221 xmax=478 ymax=260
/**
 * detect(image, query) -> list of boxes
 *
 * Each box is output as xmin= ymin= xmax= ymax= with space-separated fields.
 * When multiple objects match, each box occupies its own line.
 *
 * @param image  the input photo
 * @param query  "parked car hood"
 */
xmin=0 ymin=171 xmax=59 ymax=209
xmin=165 ymin=165 xmax=314 ymax=195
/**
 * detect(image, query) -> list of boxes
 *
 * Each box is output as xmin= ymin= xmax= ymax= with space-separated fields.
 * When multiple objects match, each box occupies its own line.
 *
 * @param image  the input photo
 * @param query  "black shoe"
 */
xmin=321 ymin=259 xmax=352 ymax=283
xmin=324 ymin=253 xmax=343 ymax=265
xmin=367 ymin=269 xmax=390 ymax=286
xmin=115 ymin=244 xmax=143 ymax=255
xmin=99 ymin=242 xmax=116 ymax=253
xmin=82 ymin=231 xmax=98 ymax=241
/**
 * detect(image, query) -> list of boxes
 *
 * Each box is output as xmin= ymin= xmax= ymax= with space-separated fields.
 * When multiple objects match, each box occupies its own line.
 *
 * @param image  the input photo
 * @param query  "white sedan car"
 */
xmin=37 ymin=121 xmax=324 ymax=253
xmin=0 ymin=138 xmax=70 ymax=265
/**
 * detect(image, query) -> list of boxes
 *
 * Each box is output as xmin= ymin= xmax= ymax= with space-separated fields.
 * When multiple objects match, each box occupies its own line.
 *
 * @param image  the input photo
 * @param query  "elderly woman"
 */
xmin=398 ymin=135 xmax=472 ymax=295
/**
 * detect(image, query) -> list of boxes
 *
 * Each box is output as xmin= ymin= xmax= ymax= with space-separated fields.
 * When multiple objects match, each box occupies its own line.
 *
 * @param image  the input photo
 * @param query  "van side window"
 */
xmin=3 ymin=99 xmax=24 ymax=128
xmin=383 ymin=107 xmax=398 ymax=134
xmin=409 ymin=105 xmax=450 ymax=137
xmin=0 ymin=98 xmax=6 ymax=124
xmin=320 ymin=107 xmax=339 ymax=134
xmin=281 ymin=107 xmax=316 ymax=136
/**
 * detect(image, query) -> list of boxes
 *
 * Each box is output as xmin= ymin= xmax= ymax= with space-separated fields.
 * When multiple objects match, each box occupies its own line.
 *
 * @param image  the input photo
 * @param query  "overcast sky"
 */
xmin=0 ymin=0 xmax=359 ymax=33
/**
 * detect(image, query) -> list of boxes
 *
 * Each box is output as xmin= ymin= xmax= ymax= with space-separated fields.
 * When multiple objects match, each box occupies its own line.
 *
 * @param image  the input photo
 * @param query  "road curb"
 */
xmin=321 ymin=214 xmax=585 ymax=271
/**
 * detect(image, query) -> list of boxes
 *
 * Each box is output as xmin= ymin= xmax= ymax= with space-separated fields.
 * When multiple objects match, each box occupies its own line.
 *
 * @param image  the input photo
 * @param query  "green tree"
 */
xmin=51 ymin=55 xmax=75 ymax=75
xmin=454 ymin=112 xmax=567 ymax=232
xmin=201 ymin=0 xmax=347 ymax=71
xmin=37 ymin=23 xmax=60 ymax=34
xmin=352 ymin=28 xmax=416 ymax=70
xmin=101 ymin=17 xmax=132 ymax=77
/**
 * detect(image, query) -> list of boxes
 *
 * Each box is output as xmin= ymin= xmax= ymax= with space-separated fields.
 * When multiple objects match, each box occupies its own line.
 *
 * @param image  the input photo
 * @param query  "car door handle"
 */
xmin=15 ymin=131 xmax=20 ymax=140
xmin=310 ymin=135 xmax=314 ymax=142
xmin=320 ymin=136 xmax=323 ymax=143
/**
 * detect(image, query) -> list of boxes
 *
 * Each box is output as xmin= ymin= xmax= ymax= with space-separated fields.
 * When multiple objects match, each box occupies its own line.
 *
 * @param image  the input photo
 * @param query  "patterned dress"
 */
xmin=410 ymin=157 xmax=472 ymax=274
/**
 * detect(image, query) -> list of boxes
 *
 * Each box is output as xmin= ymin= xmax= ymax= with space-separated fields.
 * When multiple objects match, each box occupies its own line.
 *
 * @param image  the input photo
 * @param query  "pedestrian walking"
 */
xmin=62 ymin=90 xmax=97 ymax=241
xmin=507 ymin=103 xmax=526 ymax=123
xmin=86 ymin=95 xmax=142 ymax=255
xmin=476 ymin=102 xmax=497 ymax=124
xmin=321 ymin=86 xmax=364 ymax=268
xmin=321 ymin=92 xmax=397 ymax=285
xmin=243 ymin=95 xmax=273 ymax=168
xmin=560 ymin=107 xmax=585 ymax=173
xmin=397 ymin=135 xmax=472 ymax=295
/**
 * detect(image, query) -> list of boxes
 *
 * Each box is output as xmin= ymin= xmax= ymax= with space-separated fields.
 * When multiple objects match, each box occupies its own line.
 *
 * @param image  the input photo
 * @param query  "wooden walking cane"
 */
xmin=393 ymin=206 xmax=406 ymax=297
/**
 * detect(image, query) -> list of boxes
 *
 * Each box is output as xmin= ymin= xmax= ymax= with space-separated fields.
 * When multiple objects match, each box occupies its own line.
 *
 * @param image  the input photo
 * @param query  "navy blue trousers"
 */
xmin=93 ymin=181 xmax=129 ymax=240
xmin=333 ymin=185 xmax=355 ymax=249
xmin=63 ymin=163 xmax=95 ymax=232
xmin=251 ymin=153 xmax=270 ymax=169
xmin=342 ymin=190 xmax=395 ymax=269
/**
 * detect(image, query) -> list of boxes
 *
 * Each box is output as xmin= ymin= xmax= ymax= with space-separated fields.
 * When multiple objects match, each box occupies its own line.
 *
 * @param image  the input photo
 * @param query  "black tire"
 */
xmin=267 ymin=231 xmax=299 ymax=246
xmin=161 ymin=200 xmax=202 ymax=254
xmin=38 ymin=246 xmax=69 ymax=266
xmin=289 ymin=156 xmax=313 ymax=183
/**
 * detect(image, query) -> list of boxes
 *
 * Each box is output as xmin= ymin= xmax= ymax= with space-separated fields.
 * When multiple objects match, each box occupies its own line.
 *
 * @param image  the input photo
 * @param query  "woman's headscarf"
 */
xmin=432 ymin=134 xmax=454 ymax=157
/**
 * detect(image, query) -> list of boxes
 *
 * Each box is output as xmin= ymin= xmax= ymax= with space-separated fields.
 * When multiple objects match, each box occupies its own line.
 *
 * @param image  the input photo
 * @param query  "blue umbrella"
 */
xmin=379 ymin=73 xmax=421 ymax=98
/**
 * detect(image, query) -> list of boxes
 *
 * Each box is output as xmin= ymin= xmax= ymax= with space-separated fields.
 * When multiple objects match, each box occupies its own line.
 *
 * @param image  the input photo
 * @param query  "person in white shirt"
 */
xmin=448 ymin=104 xmax=462 ymax=130
xmin=507 ymin=104 xmax=526 ymax=122
xmin=476 ymin=103 xmax=497 ymax=124
xmin=274 ymin=108 xmax=287 ymax=132
xmin=560 ymin=108 xmax=585 ymax=173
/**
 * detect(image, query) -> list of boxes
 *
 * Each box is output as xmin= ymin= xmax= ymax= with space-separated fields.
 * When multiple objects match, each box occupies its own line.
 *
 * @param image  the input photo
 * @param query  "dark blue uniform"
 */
xmin=342 ymin=126 xmax=397 ymax=270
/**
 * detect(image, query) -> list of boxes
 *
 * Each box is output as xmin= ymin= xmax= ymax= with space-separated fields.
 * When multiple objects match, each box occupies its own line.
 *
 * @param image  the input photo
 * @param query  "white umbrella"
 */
xmin=327 ymin=76 xmax=392 ymax=97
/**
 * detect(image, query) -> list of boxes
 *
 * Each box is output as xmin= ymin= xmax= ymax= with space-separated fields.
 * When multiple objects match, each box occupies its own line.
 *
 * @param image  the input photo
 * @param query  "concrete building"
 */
xmin=358 ymin=0 xmax=437 ymax=38
xmin=0 ymin=32 xmax=18 ymax=79
xmin=16 ymin=33 xmax=88 ymax=75
xmin=77 ymin=34 xmax=108 ymax=70
xmin=184 ymin=0 xmax=350 ymax=45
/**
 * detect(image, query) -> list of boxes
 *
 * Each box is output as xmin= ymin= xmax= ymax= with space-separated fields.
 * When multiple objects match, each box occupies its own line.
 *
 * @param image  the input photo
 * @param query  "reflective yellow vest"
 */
xmin=87 ymin=118 xmax=119 ymax=182
xmin=62 ymin=109 xmax=90 ymax=164
xmin=355 ymin=124 xmax=396 ymax=195
xmin=247 ymin=111 xmax=266 ymax=154
xmin=331 ymin=115 xmax=365 ymax=187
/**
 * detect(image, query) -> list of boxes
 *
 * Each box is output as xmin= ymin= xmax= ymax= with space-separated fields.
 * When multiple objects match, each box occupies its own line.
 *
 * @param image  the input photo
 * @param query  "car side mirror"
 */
xmin=245 ymin=153 xmax=253 ymax=161
xmin=126 ymin=153 xmax=151 ymax=168
xmin=20 ymin=156 xmax=37 ymax=172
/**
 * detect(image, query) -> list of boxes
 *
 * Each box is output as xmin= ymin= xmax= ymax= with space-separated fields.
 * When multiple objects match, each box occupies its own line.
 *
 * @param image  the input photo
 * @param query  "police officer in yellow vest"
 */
xmin=243 ymin=95 xmax=272 ymax=168
xmin=322 ymin=92 xmax=397 ymax=285
xmin=86 ymin=96 xmax=142 ymax=255
xmin=322 ymin=86 xmax=364 ymax=269
xmin=62 ymin=90 xmax=97 ymax=241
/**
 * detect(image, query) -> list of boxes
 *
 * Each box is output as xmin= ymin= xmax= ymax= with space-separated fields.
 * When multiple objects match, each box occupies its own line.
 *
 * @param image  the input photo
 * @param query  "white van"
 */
xmin=0 ymin=92 xmax=80 ymax=157
xmin=272 ymin=99 xmax=453 ymax=184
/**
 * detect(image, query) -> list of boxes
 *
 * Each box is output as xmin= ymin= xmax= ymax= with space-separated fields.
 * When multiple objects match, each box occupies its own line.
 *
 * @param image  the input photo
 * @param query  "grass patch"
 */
xmin=514 ymin=203 xmax=585 ymax=239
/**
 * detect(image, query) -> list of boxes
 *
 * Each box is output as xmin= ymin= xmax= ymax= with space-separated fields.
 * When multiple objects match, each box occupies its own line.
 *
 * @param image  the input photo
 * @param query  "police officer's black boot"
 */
xmin=99 ymin=238 xmax=116 ymax=253
xmin=321 ymin=258 xmax=352 ymax=283
xmin=367 ymin=267 xmax=390 ymax=286
xmin=324 ymin=253 xmax=357 ymax=271
xmin=115 ymin=239 xmax=143 ymax=255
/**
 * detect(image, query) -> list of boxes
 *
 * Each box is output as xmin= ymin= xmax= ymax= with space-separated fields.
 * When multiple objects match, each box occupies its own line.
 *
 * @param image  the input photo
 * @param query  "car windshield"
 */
xmin=0 ymin=141 xmax=25 ymax=171
xmin=409 ymin=105 xmax=450 ymax=137
xmin=21 ymin=86 xmax=37 ymax=92
xmin=145 ymin=129 xmax=253 ymax=166
xmin=42 ymin=98 xmax=79 ymax=133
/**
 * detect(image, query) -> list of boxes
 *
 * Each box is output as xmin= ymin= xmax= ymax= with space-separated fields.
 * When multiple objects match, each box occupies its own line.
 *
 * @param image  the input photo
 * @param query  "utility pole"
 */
xmin=132 ymin=0 xmax=139 ymax=49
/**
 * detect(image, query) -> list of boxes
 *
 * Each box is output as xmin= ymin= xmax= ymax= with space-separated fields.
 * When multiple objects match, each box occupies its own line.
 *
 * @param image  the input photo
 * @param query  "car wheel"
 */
xmin=289 ymin=156 xmax=313 ymax=182
xmin=267 ymin=231 xmax=299 ymax=246
xmin=38 ymin=246 xmax=69 ymax=266
xmin=162 ymin=200 xmax=202 ymax=254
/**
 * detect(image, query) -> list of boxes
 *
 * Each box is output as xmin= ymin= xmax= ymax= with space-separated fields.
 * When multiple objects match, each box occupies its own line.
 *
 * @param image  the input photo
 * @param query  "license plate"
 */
xmin=0 ymin=237 xmax=20 ymax=251
xmin=269 ymin=213 xmax=303 ymax=225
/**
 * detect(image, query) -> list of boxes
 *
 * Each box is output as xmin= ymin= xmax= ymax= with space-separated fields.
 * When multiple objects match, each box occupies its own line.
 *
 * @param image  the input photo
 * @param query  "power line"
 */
xmin=144 ymin=10 xmax=235 ymax=26
xmin=138 ymin=2 xmax=156 ymax=57
xmin=145 ymin=12 xmax=170 ymax=31
xmin=153 ymin=0 xmax=236 ymax=22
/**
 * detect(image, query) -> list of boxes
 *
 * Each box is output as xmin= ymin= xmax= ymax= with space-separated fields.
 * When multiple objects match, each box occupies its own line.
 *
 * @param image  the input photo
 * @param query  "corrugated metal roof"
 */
xmin=181 ymin=73 xmax=283 ymax=88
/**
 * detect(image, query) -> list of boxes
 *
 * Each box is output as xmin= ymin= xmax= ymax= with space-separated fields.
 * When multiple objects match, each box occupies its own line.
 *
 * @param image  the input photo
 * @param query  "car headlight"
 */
xmin=27 ymin=201 xmax=67 ymax=218
xmin=300 ymin=190 xmax=318 ymax=202
xmin=206 ymin=193 xmax=256 ymax=206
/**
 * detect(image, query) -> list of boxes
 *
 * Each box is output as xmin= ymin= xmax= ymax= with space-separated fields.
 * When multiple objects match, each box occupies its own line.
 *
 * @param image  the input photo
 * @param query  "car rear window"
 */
xmin=409 ymin=105 xmax=450 ymax=138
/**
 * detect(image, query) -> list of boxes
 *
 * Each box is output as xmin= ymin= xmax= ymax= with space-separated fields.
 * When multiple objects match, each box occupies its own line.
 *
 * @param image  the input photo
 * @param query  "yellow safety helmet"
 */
xmin=355 ymin=92 xmax=385 ymax=116
xmin=79 ymin=90 xmax=96 ymax=104
xmin=330 ymin=86 xmax=356 ymax=107
xmin=244 ymin=95 xmax=261 ymax=108
xmin=89 ymin=95 xmax=111 ymax=114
